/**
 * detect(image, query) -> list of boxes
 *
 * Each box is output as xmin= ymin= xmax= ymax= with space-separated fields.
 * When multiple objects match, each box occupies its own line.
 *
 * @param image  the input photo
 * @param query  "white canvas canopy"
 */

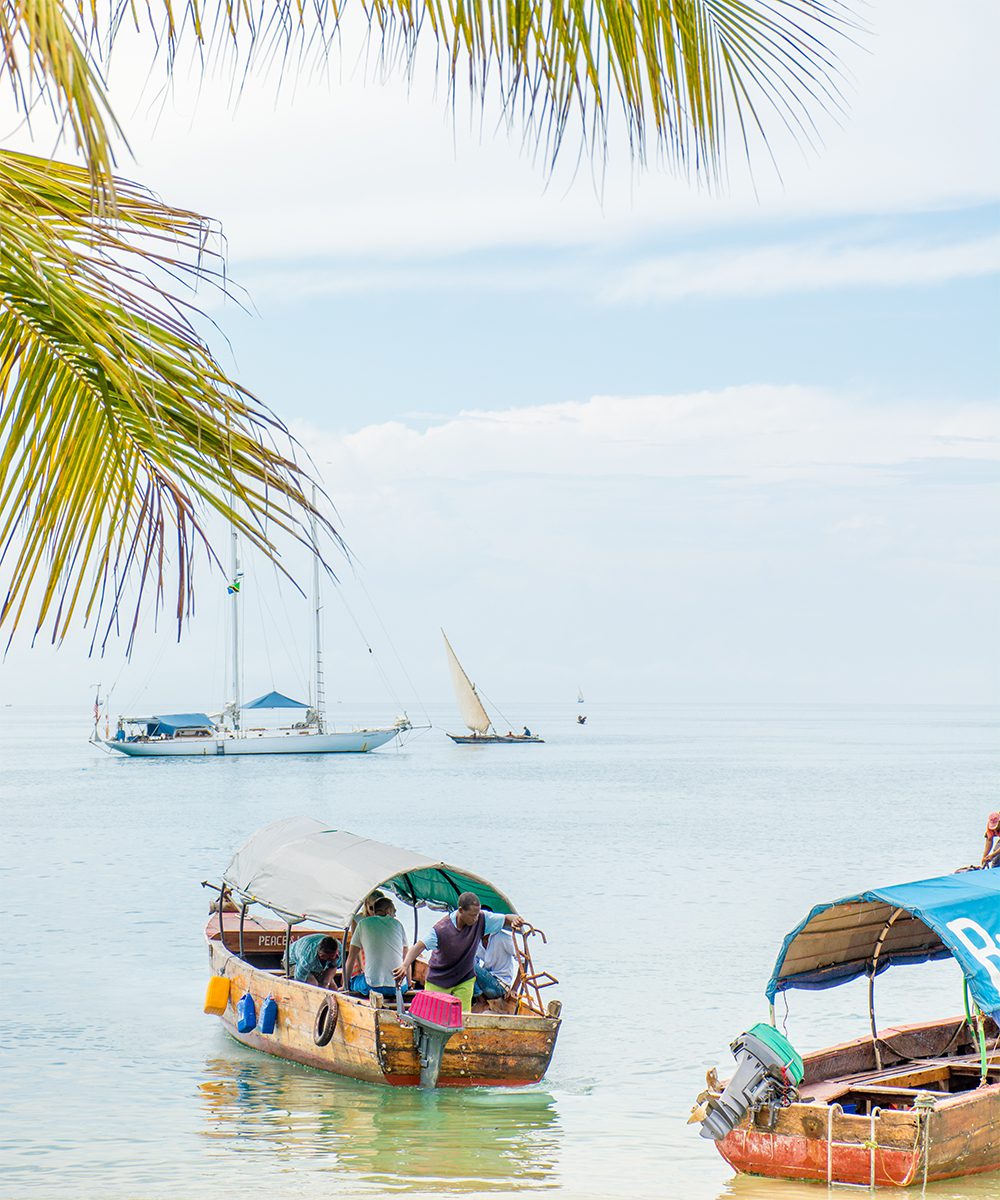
xmin=442 ymin=630 xmax=491 ymax=734
xmin=221 ymin=816 xmax=514 ymax=927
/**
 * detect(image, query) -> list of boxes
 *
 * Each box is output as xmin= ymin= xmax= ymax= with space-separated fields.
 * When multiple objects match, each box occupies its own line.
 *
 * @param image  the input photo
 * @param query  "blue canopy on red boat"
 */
xmin=766 ymin=870 xmax=1000 ymax=1021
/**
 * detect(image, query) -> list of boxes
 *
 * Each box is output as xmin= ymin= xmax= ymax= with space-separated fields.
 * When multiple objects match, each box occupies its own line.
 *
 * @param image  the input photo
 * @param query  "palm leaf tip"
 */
xmin=0 ymin=150 xmax=333 ymax=651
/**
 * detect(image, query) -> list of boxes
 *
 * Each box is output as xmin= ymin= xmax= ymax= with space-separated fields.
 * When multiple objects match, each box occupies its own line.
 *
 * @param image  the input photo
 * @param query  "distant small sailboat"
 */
xmin=577 ymin=688 xmax=585 ymax=704
xmin=442 ymin=631 xmax=543 ymax=744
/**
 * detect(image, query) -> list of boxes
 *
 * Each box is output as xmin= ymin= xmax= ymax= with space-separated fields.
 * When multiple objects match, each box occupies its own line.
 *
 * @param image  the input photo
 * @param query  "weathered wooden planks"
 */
xmin=716 ymin=1014 xmax=1000 ymax=1186
xmin=206 ymin=933 xmax=560 ymax=1088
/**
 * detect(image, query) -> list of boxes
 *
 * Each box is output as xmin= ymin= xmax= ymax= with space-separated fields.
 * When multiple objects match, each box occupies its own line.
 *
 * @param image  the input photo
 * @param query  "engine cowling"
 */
xmin=699 ymin=1023 xmax=803 ymax=1141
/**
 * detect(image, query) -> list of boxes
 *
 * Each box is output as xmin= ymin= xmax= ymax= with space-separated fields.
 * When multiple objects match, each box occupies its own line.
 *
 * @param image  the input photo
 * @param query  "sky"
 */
xmin=1 ymin=0 xmax=999 ymax=713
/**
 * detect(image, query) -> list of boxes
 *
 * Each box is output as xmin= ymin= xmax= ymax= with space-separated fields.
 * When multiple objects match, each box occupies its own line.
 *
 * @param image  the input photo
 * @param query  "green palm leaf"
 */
xmin=0 ymin=150 xmax=329 ymax=648
xmin=0 ymin=1 xmax=855 ymax=646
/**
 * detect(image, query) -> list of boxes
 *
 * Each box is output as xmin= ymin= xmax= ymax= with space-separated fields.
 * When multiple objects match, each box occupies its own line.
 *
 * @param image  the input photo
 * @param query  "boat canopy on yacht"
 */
xmin=766 ymin=869 xmax=1000 ymax=1020
xmin=127 ymin=712 xmax=215 ymax=736
xmin=222 ymin=816 xmax=514 ymax=927
xmin=243 ymin=691 xmax=310 ymax=710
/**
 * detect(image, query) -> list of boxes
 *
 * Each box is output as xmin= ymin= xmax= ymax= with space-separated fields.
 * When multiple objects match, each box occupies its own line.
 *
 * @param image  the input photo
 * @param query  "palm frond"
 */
xmin=1 ymin=0 xmax=123 ymax=192
xmin=111 ymin=0 xmax=857 ymax=175
xmin=0 ymin=149 xmax=332 ymax=649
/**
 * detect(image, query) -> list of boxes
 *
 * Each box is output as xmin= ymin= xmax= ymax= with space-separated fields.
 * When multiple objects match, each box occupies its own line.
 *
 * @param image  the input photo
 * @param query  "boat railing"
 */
xmin=510 ymin=923 xmax=559 ymax=1017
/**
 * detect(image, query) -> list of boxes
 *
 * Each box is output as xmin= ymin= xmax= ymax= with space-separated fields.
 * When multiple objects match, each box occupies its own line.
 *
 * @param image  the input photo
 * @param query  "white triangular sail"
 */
xmin=442 ymin=631 xmax=491 ymax=734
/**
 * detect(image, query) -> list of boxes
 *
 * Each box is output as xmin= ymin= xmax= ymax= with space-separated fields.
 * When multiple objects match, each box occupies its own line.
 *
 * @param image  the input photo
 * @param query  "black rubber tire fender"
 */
xmin=313 ymin=996 xmax=338 ymax=1046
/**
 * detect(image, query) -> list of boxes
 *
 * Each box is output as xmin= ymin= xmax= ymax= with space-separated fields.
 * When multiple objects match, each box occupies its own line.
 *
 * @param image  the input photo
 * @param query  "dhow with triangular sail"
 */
xmin=441 ymin=631 xmax=542 ymax=744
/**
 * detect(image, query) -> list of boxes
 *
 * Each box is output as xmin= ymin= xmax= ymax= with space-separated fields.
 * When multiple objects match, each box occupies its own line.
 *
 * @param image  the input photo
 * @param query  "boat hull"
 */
xmin=447 ymin=734 xmax=544 ymax=744
xmin=105 ymin=729 xmax=400 ymax=756
xmin=713 ymin=1017 xmax=1000 ymax=1186
xmin=206 ymin=936 xmax=560 ymax=1088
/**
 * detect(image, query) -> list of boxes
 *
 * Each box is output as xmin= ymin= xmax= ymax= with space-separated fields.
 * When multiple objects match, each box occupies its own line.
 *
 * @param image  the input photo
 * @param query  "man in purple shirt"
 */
xmin=395 ymin=892 xmax=523 ymax=1011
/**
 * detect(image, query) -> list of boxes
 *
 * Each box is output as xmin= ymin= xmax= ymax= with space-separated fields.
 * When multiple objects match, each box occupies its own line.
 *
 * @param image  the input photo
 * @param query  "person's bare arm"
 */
xmin=503 ymin=913 xmax=524 ymax=930
xmin=395 ymin=940 xmax=426 ymax=983
xmin=982 ymin=836 xmax=994 ymax=868
xmin=344 ymin=943 xmax=362 ymax=989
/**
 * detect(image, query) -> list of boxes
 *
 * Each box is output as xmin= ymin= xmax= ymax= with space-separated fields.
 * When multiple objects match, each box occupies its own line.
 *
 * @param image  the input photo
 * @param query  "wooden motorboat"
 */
xmin=204 ymin=817 xmax=561 ymax=1088
xmin=693 ymin=869 xmax=1000 ymax=1186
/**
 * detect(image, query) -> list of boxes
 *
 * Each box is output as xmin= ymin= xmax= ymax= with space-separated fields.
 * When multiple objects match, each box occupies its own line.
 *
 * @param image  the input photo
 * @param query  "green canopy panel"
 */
xmin=222 ymin=816 xmax=513 ymax=927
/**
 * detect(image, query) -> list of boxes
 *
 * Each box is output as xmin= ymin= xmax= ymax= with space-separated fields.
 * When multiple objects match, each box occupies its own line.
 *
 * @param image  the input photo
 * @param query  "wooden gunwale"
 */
xmin=205 ymin=929 xmax=560 ymax=1089
xmin=716 ymin=1015 xmax=1000 ymax=1186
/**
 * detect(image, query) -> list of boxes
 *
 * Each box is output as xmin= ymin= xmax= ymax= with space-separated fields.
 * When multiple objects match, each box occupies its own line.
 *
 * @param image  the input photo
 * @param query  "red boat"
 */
xmin=693 ymin=870 xmax=1000 ymax=1186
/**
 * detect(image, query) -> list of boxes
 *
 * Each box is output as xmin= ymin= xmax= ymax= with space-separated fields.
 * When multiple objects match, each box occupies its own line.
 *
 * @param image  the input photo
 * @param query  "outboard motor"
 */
xmin=399 ymin=989 xmax=464 ymax=1088
xmin=699 ymin=1023 xmax=803 ymax=1141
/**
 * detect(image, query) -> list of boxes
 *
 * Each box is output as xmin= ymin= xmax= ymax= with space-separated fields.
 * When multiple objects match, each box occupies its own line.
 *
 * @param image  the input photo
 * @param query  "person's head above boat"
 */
xmin=456 ymin=891 xmax=482 ymax=927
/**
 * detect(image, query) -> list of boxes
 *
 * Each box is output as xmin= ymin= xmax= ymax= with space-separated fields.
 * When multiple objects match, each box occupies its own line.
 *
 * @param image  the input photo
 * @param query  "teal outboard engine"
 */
xmin=398 ymin=988 xmax=464 ymax=1088
xmin=700 ymin=1023 xmax=804 ymax=1141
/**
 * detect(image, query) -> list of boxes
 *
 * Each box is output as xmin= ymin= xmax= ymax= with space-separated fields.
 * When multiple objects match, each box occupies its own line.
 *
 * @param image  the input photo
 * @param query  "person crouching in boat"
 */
xmin=395 ymin=892 xmax=523 ymax=1011
xmin=344 ymin=896 xmax=409 ymax=1000
xmin=288 ymin=934 xmax=342 ymax=987
xmin=473 ymin=922 xmax=517 ymax=1003
xmin=982 ymin=812 xmax=1000 ymax=868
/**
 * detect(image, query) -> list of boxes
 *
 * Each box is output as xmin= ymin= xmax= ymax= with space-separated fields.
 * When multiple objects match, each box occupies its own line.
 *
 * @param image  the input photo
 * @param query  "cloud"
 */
xmin=236 ymin=229 xmax=1000 ymax=306
xmin=605 ymin=234 xmax=1000 ymax=303
xmin=298 ymin=385 xmax=1000 ymax=496
xmin=5 ymin=2 xmax=990 ymax=266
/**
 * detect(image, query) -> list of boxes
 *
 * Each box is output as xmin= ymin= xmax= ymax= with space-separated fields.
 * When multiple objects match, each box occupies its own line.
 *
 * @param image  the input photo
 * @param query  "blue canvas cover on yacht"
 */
xmin=243 ymin=691 xmax=310 ymax=709
xmin=767 ymin=869 xmax=1000 ymax=1021
xmin=144 ymin=713 xmax=215 ymax=736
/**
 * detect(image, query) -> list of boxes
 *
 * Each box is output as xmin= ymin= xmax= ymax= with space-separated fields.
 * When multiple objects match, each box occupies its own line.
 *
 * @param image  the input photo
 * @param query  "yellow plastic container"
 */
xmin=204 ymin=975 xmax=231 ymax=1015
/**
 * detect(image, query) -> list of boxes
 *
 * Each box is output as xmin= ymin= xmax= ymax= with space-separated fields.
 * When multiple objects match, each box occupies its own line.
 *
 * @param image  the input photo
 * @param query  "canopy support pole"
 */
xmin=238 ymin=902 xmax=247 ymax=960
xmin=403 ymin=873 xmax=420 ymax=943
xmin=868 ymin=967 xmax=881 ymax=1071
xmin=283 ymin=920 xmax=293 ymax=978
xmin=869 ymin=908 xmax=905 ymax=1072
xmin=961 ymin=979 xmax=988 ymax=1083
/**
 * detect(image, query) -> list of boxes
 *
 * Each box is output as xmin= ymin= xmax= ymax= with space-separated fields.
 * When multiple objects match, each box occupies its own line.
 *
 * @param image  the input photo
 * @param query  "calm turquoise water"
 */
xmin=2 ymin=703 xmax=999 ymax=1199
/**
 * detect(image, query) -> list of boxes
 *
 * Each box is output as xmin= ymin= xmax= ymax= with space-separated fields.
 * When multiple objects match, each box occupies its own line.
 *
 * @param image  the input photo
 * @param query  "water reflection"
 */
xmin=719 ymin=1168 xmax=1000 ymax=1199
xmin=199 ymin=1055 xmax=561 ymax=1192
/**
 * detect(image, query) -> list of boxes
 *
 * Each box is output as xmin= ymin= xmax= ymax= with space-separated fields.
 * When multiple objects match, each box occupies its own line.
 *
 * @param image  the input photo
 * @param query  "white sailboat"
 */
xmin=98 ymin=525 xmax=409 ymax=757
xmin=442 ymin=630 xmax=543 ymax=744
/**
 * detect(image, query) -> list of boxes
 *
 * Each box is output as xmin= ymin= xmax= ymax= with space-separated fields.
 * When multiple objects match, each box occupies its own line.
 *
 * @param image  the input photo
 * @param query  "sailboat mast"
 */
xmin=310 ymin=490 xmax=326 ymax=733
xmin=230 ymin=526 xmax=241 ymax=732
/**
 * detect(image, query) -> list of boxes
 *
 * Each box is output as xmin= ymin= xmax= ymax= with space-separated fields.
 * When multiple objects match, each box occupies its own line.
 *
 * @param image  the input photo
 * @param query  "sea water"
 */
xmin=2 ymin=703 xmax=998 ymax=1200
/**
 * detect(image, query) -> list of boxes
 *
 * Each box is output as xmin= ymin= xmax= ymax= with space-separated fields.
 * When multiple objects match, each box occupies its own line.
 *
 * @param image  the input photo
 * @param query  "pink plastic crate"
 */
xmin=409 ymin=990 xmax=464 ymax=1029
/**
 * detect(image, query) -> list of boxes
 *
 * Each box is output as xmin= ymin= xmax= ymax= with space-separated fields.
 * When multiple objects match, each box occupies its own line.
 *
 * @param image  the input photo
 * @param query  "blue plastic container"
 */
xmin=236 ymin=993 xmax=257 ymax=1033
xmin=258 ymin=996 xmax=278 ymax=1036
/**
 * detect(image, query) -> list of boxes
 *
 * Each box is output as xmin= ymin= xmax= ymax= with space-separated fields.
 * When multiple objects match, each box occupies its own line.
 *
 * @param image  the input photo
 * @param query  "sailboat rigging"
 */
xmin=441 ymin=630 xmax=543 ymax=744
xmin=96 ymin=530 xmax=409 ymax=757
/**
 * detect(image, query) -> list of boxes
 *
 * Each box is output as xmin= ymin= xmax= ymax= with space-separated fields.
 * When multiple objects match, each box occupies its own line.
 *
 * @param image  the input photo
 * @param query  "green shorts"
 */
xmin=424 ymin=976 xmax=475 ymax=1011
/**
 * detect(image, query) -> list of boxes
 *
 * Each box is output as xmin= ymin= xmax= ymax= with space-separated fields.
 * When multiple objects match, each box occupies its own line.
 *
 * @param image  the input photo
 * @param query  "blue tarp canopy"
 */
xmin=243 ymin=691 xmax=310 ymax=710
xmin=767 ymin=870 xmax=1000 ymax=1021
xmin=145 ymin=713 xmax=215 ymax=736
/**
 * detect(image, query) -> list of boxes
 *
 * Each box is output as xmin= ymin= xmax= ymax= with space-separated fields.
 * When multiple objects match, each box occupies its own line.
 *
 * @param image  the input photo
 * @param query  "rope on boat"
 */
xmin=823 ymin=1094 xmax=936 ymax=1190
xmin=913 ymin=1092 xmax=936 ymax=1193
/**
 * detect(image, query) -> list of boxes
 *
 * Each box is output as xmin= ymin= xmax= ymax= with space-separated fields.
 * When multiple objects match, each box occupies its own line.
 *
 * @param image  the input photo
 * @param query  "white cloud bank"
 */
xmin=3 ymin=384 xmax=997 ymax=706
xmin=606 ymin=234 xmax=1000 ymax=303
xmin=302 ymin=385 xmax=1000 ymax=493
xmin=237 ymin=230 xmax=1000 ymax=305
